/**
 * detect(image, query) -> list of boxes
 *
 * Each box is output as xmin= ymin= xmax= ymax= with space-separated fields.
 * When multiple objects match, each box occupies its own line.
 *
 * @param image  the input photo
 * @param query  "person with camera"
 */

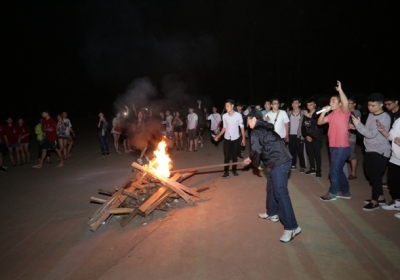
xmin=351 ymin=93 xmax=391 ymax=211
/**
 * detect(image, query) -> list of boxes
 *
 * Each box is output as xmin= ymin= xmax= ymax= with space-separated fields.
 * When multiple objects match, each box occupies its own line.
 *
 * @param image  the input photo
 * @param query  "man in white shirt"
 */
xmin=214 ymin=99 xmax=246 ymax=178
xmin=266 ymin=98 xmax=290 ymax=142
xmin=186 ymin=107 xmax=198 ymax=151
xmin=207 ymin=107 xmax=222 ymax=147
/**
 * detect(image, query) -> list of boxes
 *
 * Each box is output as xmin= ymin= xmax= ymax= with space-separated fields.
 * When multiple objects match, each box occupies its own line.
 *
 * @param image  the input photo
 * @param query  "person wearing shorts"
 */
xmin=186 ymin=107 xmax=198 ymax=151
xmin=4 ymin=118 xmax=22 ymax=166
xmin=32 ymin=111 xmax=64 ymax=168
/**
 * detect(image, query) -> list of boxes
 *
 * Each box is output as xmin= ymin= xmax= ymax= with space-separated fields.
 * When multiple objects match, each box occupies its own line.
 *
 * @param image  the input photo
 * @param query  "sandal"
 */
xmin=32 ymin=165 xmax=42 ymax=169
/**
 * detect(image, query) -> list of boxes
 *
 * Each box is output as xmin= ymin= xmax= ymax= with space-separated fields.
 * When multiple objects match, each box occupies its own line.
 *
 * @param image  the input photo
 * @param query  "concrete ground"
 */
xmin=1 ymin=119 xmax=399 ymax=280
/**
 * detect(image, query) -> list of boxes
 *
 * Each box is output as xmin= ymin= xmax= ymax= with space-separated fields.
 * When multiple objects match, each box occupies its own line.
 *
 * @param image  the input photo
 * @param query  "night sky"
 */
xmin=2 ymin=0 xmax=399 ymax=120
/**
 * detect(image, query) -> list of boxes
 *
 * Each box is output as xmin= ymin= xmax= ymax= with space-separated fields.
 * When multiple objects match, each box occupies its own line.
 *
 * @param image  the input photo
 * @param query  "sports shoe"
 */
xmin=137 ymin=158 xmax=143 ymax=165
xmin=382 ymin=183 xmax=387 ymax=188
xmin=364 ymin=199 xmax=386 ymax=206
xmin=221 ymin=172 xmax=230 ymax=179
xmin=363 ymin=202 xmax=379 ymax=211
xmin=337 ymin=191 xmax=351 ymax=199
xmin=382 ymin=200 xmax=400 ymax=210
xmin=300 ymin=168 xmax=305 ymax=173
xmin=316 ymin=171 xmax=322 ymax=178
xmin=1 ymin=165 xmax=8 ymax=170
xmin=258 ymin=213 xmax=279 ymax=222
xmin=0 ymin=166 xmax=7 ymax=172
xmin=305 ymin=169 xmax=316 ymax=175
xmin=395 ymin=212 xmax=400 ymax=219
xmin=291 ymin=166 xmax=296 ymax=170
xmin=280 ymin=227 xmax=302 ymax=243
xmin=320 ymin=193 xmax=337 ymax=201
xmin=200 ymin=143 xmax=203 ymax=148
xmin=232 ymin=171 xmax=239 ymax=176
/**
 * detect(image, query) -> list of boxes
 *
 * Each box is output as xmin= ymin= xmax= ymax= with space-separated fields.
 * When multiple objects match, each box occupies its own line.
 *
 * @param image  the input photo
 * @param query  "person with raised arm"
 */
xmin=318 ymin=81 xmax=351 ymax=201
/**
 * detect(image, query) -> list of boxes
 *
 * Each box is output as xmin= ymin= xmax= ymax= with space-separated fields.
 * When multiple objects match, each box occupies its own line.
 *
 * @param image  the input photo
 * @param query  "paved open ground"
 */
xmin=1 ymin=119 xmax=399 ymax=280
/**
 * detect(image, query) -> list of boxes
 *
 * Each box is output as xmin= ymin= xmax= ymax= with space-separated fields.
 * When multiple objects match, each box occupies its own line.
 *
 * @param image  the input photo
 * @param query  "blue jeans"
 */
xmin=98 ymin=131 xmax=109 ymax=154
xmin=266 ymin=160 xmax=298 ymax=230
xmin=329 ymin=147 xmax=351 ymax=195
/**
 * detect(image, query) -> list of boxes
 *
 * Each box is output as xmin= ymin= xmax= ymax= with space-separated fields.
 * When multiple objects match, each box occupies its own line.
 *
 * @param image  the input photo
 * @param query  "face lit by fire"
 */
xmin=152 ymin=140 xmax=171 ymax=178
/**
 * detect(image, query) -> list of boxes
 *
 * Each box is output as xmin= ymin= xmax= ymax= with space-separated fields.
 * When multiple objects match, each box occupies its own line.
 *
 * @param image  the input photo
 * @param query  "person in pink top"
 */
xmin=318 ymin=81 xmax=351 ymax=201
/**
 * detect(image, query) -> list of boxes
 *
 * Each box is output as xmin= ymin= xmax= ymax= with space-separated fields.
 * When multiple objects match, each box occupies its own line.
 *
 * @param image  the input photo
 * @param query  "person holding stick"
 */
xmin=243 ymin=109 xmax=301 ymax=243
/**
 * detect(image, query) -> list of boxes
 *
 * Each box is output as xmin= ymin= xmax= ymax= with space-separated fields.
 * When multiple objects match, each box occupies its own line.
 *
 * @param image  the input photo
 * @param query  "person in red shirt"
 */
xmin=32 ymin=111 xmax=64 ymax=168
xmin=17 ymin=118 xmax=31 ymax=163
xmin=4 ymin=118 xmax=22 ymax=166
xmin=0 ymin=124 xmax=8 ymax=172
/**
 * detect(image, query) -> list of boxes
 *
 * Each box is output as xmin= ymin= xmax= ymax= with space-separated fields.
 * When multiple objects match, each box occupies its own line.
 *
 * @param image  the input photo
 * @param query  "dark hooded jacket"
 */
xmin=250 ymin=121 xmax=292 ymax=169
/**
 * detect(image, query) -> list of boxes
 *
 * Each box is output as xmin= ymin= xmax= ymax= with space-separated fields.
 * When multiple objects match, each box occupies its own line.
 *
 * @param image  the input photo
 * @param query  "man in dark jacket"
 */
xmin=301 ymin=99 xmax=323 ymax=177
xmin=243 ymin=109 xmax=301 ymax=243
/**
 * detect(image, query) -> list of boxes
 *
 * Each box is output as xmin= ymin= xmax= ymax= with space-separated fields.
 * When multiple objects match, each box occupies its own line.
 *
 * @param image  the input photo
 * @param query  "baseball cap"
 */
xmin=247 ymin=109 xmax=263 ymax=119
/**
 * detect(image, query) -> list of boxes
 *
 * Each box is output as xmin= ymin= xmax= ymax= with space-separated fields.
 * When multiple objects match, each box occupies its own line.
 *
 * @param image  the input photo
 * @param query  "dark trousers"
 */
xmin=223 ymin=137 xmax=241 ymax=172
xmin=364 ymin=152 xmax=389 ymax=200
xmin=288 ymin=135 xmax=305 ymax=168
xmin=388 ymin=162 xmax=400 ymax=200
xmin=98 ymin=132 xmax=110 ymax=154
xmin=305 ymin=139 xmax=322 ymax=171
xmin=266 ymin=160 xmax=298 ymax=230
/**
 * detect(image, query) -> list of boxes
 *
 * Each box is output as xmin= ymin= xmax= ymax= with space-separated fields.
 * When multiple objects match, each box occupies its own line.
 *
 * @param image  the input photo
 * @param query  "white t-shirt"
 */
xmin=63 ymin=118 xmax=72 ymax=136
xmin=207 ymin=113 xmax=221 ymax=130
xmin=388 ymin=118 xmax=400 ymax=166
xmin=266 ymin=110 xmax=289 ymax=138
xmin=187 ymin=113 xmax=198 ymax=129
xmin=166 ymin=115 xmax=173 ymax=133
xmin=222 ymin=111 xmax=244 ymax=141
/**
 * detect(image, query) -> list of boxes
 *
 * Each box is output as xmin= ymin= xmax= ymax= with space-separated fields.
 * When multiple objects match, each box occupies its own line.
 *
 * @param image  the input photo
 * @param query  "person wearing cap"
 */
xmin=243 ymin=109 xmax=301 ymax=243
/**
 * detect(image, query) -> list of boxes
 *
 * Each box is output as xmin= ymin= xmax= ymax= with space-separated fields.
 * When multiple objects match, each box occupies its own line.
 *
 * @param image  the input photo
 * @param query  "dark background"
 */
xmin=1 ymin=0 xmax=399 ymax=121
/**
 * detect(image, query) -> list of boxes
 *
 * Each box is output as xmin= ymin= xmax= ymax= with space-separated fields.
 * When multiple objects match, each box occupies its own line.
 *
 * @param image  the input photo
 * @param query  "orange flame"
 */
xmin=152 ymin=140 xmax=171 ymax=177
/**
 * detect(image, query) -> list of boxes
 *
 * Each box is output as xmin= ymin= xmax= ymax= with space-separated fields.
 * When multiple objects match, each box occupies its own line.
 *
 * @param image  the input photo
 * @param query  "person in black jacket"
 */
xmin=243 ymin=109 xmax=301 ymax=243
xmin=301 ymin=99 xmax=323 ymax=177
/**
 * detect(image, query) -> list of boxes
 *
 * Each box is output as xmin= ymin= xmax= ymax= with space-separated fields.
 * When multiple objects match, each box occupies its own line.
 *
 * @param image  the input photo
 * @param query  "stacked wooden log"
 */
xmin=88 ymin=161 xmax=208 ymax=231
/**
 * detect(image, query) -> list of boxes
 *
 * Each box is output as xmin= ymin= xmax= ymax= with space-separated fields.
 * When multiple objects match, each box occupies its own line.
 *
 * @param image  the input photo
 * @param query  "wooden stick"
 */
xmin=170 ymin=162 xmax=243 ymax=174
xmin=90 ymin=197 xmax=107 ymax=204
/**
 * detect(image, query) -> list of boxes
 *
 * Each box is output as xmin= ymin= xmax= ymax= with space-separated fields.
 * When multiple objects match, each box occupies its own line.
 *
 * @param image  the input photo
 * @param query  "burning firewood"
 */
xmin=88 ymin=140 xmax=209 ymax=231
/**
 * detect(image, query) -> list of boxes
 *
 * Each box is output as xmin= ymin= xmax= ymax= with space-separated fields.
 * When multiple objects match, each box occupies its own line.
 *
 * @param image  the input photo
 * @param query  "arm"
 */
xmin=352 ymin=115 xmax=391 ymax=139
xmin=240 ymin=126 xmax=245 ymax=146
xmin=132 ymin=103 xmax=137 ymax=117
xmin=336 ymin=81 xmax=349 ymax=113
xmin=284 ymin=122 xmax=289 ymax=142
xmin=317 ymin=106 xmax=331 ymax=125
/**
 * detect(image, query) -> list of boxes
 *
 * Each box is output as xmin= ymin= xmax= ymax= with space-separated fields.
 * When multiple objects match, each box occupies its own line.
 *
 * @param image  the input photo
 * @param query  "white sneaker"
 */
xmin=258 ymin=213 xmax=279 ymax=222
xmin=137 ymin=158 xmax=143 ymax=165
xmin=395 ymin=212 xmax=400 ymax=219
xmin=382 ymin=202 xmax=400 ymax=211
xmin=280 ymin=227 xmax=302 ymax=243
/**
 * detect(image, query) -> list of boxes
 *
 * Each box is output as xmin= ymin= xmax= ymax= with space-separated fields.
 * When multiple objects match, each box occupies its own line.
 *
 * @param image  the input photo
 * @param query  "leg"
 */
xmin=349 ymin=141 xmax=357 ymax=177
xmin=305 ymin=141 xmax=315 ymax=170
xmin=314 ymin=140 xmax=322 ymax=172
xmin=8 ymin=147 xmax=15 ymax=165
xmin=23 ymin=143 xmax=30 ymax=162
xmin=67 ymin=137 xmax=74 ymax=158
xmin=231 ymin=138 xmax=241 ymax=172
xmin=58 ymin=139 xmax=64 ymax=160
xmin=266 ymin=172 xmax=278 ymax=216
xmin=328 ymin=147 xmax=350 ymax=195
xmin=364 ymin=152 xmax=389 ymax=202
xmin=55 ymin=148 xmax=65 ymax=166
xmin=297 ymin=138 xmax=306 ymax=168
xmin=15 ymin=146 xmax=22 ymax=164
xmin=288 ymin=135 xmax=297 ymax=167
xmin=223 ymin=139 xmax=233 ymax=172
xmin=270 ymin=160 xmax=298 ymax=230
xmin=387 ymin=162 xmax=400 ymax=201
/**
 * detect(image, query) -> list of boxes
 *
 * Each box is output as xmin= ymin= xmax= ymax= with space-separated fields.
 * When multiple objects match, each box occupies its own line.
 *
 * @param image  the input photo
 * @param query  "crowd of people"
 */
xmin=0 ymin=111 xmax=75 ymax=170
xmin=1 ymin=82 xmax=399 ymax=240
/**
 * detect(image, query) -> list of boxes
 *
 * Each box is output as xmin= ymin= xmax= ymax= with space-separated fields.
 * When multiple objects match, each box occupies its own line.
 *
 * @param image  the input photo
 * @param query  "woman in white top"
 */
xmin=111 ymin=112 xmax=122 ymax=154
